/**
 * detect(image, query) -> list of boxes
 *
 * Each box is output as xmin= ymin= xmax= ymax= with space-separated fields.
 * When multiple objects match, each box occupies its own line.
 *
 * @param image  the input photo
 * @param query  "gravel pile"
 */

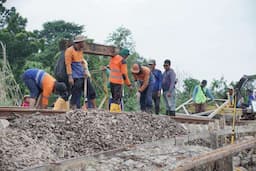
xmin=0 ymin=110 xmax=186 ymax=170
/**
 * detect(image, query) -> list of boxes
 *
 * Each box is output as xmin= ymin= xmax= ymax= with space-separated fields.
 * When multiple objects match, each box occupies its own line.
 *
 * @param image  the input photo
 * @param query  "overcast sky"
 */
xmin=5 ymin=0 xmax=256 ymax=84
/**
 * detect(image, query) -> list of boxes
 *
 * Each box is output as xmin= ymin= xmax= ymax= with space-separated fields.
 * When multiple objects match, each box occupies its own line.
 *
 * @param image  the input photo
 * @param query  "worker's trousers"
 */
xmin=110 ymin=83 xmax=122 ymax=105
xmin=70 ymin=78 xmax=84 ymax=109
xmin=163 ymin=88 xmax=176 ymax=113
xmin=194 ymin=103 xmax=206 ymax=113
xmin=152 ymin=91 xmax=160 ymax=114
xmin=140 ymin=84 xmax=153 ymax=113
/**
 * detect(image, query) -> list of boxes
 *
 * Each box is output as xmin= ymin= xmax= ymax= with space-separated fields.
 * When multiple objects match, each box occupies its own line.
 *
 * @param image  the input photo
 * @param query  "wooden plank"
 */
xmin=175 ymin=98 xmax=193 ymax=111
xmin=208 ymin=100 xmax=229 ymax=118
xmin=173 ymin=138 xmax=256 ymax=171
xmin=83 ymin=42 xmax=119 ymax=56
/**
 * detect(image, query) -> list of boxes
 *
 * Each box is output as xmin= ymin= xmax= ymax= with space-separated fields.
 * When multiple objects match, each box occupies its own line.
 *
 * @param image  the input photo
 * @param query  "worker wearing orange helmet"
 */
xmin=109 ymin=48 xmax=132 ymax=112
xmin=131 ymin=63 xmax=154 ymax=113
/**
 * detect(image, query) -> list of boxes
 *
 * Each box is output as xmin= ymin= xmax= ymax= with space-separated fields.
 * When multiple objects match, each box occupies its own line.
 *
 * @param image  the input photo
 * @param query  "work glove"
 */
xmin=136 ymin=91 xmax=141 ymax=101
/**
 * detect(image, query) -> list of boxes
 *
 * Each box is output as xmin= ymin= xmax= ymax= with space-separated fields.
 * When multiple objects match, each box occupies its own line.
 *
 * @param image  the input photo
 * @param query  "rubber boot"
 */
xmin=116 ymin=104 xmax=121 ymax=113
xmin=110 ymin=103 xmax=116 ymax=112
xmin=110 ymin=103 xmax=120 ymax=113
xmin=169 ymin=111 xmax=176 ymax=116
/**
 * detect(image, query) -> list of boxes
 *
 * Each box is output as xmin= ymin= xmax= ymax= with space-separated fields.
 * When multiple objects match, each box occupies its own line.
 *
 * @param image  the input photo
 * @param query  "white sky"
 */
xmin=5 ymin=0 xmax=256 ymax=84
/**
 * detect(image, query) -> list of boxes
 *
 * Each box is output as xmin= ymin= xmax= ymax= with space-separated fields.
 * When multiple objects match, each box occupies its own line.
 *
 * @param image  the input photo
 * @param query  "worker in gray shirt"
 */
xmin=162 ymin=59 xmax=176 ymax=116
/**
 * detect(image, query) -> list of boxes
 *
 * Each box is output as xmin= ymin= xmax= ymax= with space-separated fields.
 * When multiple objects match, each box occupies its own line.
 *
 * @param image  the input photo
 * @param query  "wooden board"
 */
xmin=83 ymin=42 xmax=119 ymax=56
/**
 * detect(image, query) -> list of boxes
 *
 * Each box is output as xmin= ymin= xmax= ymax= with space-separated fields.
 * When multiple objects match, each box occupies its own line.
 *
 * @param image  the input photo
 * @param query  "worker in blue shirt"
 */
xmin=192 ymin=80 xmax=214 ymax=113
xmin=148 ymin=59 xmax=162 ymax=114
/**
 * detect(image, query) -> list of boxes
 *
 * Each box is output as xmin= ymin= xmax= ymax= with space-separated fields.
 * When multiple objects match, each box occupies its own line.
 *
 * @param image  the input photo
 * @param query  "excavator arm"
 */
xmin=235 ymin=75 xmax=256 ymax=91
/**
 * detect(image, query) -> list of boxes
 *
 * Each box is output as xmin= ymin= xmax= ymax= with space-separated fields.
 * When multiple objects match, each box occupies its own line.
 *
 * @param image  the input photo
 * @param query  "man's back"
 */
xmin=152 ymin=69 xmax=162 ymax=92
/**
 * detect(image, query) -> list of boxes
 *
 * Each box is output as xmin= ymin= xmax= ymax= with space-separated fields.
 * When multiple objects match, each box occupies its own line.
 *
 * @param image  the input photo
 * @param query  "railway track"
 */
xmin=0 ymin=106 xmax=215 ymax=124
xmin=1 ymin=106 xmax=255 ymax=126
xmin=0 ymin=107 xmax=66 ymax=119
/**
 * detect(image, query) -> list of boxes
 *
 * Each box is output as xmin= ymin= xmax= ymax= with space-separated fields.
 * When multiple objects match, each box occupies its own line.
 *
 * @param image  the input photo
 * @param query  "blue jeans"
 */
xmin=23 ymin=77 xmax=41 ymax=99
xmin=163 ymin=88 xmax=176 ymax=111
xmin=139 ymin=74 xmax=154 ymax=112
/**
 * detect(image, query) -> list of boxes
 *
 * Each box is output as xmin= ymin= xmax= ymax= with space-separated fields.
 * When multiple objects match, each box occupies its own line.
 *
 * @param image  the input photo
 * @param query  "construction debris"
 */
xmin=0 ymin=110 xmax=186 ymax=170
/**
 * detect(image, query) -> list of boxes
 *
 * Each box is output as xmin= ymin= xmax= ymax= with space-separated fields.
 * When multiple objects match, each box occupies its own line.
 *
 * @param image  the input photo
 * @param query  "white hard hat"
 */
xmin=228 ymin=85 xmax=234 ymax=89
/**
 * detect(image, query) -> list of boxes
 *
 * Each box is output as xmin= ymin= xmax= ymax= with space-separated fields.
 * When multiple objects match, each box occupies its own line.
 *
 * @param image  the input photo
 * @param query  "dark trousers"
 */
xmin=152 ymin=91 xmax=160 ymax=114
xmin=110 ymin=83 xmax=122 ymax=104
xmin=22 ymin=77 xmax=41 ymax=99
xmin=87 ymin=78 xmax=96 ymax=100
xmin=70 ymin=78 xmax=84 ymax=108
xmin=195 ymin=103 xmax=206 ymax=113
xmin=140 ymin=84 xmax=153 ymax=113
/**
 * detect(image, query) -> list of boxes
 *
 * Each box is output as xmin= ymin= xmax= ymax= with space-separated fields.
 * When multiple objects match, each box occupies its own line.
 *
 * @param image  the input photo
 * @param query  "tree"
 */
xmin=0 ymin=2 xmax=41 ymax=83
xmin=210 ymin=77 xmax=228 ymax=99
xmin=39 ymin=20 xmax=83 ymax=45
xmin=106 ymin=26 xmax=135 ymax=52
xmin=27 ymin=20 xmax=84 ymax=73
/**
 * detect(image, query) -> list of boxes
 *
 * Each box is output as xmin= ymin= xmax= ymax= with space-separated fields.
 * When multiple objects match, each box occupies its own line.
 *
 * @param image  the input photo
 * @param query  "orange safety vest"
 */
xmin=109 ymin=55 xmax=130 ymax=85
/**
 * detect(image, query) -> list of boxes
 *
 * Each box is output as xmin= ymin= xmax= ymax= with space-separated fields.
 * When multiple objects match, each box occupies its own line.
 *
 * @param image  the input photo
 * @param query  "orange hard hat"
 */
xmin=131 ymin=63 xmax=140 ymax=74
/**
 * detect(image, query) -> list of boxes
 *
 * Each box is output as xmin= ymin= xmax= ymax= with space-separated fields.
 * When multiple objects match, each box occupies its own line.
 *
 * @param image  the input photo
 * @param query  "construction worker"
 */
xmin=192 ymin=80 xmax=214 ymax=113
xmin=109 ymin=48 xmax=131 ymax=112
xmin=162 ymin=59 xmax=176 ymax=116
xmin=148 ymin=59 xmax=162 ymax=114
xmin=54 ymin=39 xmax=73 ymax=96
xmin=102 ymin=65 xmax=125 ymax=111
xmin=226 ymin=86 xmax=235 ymax=107
xmin=65 ymin=35 xmax=87 ymax=109
xmin=131 ymin=63 xmax=154 ymax=113
xmin=22 ymin=68 xmax=68 ymax=109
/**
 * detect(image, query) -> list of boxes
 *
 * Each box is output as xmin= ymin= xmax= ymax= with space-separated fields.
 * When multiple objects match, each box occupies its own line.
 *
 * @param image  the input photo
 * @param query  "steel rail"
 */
xmin=0 ymin=107 xmax=215 ymax=124
xmin=0 ymin=107 xmax=66 ymax=119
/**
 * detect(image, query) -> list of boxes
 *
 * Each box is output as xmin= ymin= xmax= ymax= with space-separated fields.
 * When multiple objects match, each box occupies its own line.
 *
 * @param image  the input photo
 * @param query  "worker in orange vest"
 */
xmin=109 ymin=48 xmax=132 ymax=112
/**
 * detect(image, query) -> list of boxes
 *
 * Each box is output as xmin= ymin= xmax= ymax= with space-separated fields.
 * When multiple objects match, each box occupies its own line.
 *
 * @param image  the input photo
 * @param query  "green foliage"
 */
xmin=0 ymin=3 xmax=41 ymax=84
xmin=33 ymin=20 xmax=84 ymax=73
xmin=209 ymin=77 xmax=228 ymax=99
xmin=106 ymin=26 xmax=135 ymax=52
xmin=176 ymin=77 xmax=199 ymax=103
xmin=40 ymin=20 xmax=83 ymax=45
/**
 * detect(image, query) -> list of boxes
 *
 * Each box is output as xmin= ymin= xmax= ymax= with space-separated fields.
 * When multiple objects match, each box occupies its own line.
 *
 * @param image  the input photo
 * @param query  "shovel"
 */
xmin=82 ymin=76 xmax=88 ymax=110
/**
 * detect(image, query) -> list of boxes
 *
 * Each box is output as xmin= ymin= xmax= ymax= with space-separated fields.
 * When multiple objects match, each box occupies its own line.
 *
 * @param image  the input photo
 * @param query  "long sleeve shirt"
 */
xmin=151 ymin=69 xmax=162 ymax=92
xmin=162 ymin=68 xmax=176 ymax=92
xmin=65 ymin=46 xmax=85 ymax=78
